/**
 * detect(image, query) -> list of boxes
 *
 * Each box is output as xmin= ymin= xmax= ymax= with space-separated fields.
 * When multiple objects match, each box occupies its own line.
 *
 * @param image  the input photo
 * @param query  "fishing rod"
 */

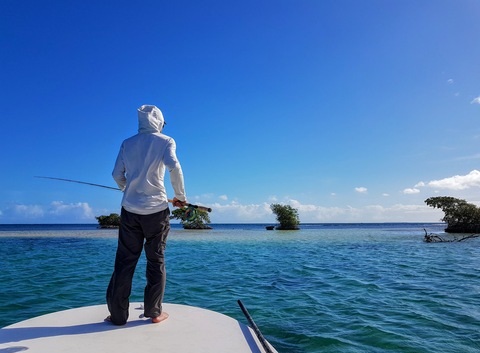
xmin=237 ymin=300 xmax=275 ymax=353
xmin=35 ymin=176 xmax=121 ymax=190
xmin=35 ymin=176 xmax=212 ymax=212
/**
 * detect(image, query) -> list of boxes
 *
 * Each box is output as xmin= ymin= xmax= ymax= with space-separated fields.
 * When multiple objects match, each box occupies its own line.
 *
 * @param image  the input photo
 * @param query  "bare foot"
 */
xmin=151 ymin=312 xmax=169 ymax=323
xmin=104 ymin=315 xmax=127 ymax=325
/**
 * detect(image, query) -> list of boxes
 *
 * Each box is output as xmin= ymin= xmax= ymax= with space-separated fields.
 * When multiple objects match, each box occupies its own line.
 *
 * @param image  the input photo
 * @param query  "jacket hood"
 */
xmin=137 ymin=105 xmax=164 ymax=133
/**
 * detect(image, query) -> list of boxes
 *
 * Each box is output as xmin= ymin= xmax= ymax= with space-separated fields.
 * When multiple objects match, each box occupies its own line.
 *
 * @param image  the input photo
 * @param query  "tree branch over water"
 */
xmin=423 ymin=228 xmax=480 ymax=242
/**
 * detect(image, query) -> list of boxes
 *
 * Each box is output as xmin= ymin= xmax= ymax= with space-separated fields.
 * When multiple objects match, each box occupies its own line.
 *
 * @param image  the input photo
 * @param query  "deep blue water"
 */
xmin=1 ymin=223 xmax=479 ymax=353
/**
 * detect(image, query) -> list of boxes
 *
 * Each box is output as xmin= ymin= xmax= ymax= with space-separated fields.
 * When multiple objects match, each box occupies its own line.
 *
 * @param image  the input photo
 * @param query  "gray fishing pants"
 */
xmin=106 ymin=207 xmax=170 ymax=325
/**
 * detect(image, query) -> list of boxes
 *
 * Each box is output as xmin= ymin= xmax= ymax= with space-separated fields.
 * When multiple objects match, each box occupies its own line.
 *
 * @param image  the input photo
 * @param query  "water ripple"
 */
xmin=1 ymin=227 xmax=479 ymax=353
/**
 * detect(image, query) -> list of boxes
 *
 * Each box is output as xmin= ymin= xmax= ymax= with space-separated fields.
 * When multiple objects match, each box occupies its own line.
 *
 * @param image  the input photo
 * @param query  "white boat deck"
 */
xmin=0 ymin=303 xmax=278 ymax=353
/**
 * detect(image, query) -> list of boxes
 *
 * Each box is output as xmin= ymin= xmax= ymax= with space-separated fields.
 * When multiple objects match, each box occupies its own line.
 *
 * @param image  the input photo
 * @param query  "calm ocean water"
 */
xmin=1 ymin=223 xmax=479 ymax=353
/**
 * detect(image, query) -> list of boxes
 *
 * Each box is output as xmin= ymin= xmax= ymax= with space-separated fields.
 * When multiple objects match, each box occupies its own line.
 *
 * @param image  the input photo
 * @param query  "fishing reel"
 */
xmin=181 ymin=205 xmax=198 ymax=222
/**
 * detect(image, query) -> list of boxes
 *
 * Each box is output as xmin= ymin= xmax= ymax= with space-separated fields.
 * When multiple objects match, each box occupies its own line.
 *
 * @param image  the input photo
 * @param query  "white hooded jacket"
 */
xmin=112 ymin=105 xmax=186 ymax=215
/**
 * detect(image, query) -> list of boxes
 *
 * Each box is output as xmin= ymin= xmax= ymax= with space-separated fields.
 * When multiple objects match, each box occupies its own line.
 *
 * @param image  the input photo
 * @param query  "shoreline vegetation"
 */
xmin=0 ymin=223 xmax=449 ymax=232
xmin=95 ymin=203 xmax=302 ymax=230
xmin=95 ymin=214 xmax=120 ymax=229
xmin=92 ymin=195 xmax=480 ymax=242
xmin=270 ymin=204 xmax=300 ymax=230
xmin=171 ymin=207 xmax=212 ymax=229
xmin=425 ymin=196 xmax=480 ymax=233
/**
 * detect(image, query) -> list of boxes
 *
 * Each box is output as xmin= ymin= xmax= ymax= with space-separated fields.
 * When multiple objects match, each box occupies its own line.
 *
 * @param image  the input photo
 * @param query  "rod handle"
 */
xmin=168 ymin=199 xmax=212 ymax=212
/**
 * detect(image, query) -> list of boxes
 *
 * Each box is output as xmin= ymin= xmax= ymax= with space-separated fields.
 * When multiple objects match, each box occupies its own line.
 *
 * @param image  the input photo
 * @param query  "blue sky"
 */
xmin=1 ymin=0 xmax=479 ymax=224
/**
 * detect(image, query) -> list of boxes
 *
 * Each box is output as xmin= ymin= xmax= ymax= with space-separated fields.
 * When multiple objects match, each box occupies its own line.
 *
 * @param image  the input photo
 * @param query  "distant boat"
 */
xmin=265 ymin=226 xmax=275 ymax=230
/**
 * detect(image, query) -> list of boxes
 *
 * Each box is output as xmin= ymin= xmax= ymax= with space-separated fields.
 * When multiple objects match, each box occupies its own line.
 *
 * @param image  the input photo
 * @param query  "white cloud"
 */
xmin=403 ymin=188 xmax=420 ymax=194
xmin=0 ymin=201 xmax=95 ymax=223
xmin=12 ymin=204 xmax=45 ymax=218
xmin=471 ymin=96 xmax=480 ymax=105
xmin=410 ymin=170 xmax=480 ymax=194
xmin=425 ymin=170 xmax=480 ymax=190
xmin=48 ymin=201 xmax=94 ymax=218
xmin=201 ymin=198 xmax=442 ymax=223
xmin=382 ymin=193 xmax=390 ymax=197
xmin=297 ymin=202 xmax=442 ymax=223
xmin=219 ymin=195 xmax=228 ymax=201
xmin=447 ymin=79 xmax=454 ymax=84
xmin=355 ymin=187 xmax=368 ymax=193
xmin=192 ymin=193 xmax=215 ymax=201
xmin=209 ymin=202 xmax=273 ymax=223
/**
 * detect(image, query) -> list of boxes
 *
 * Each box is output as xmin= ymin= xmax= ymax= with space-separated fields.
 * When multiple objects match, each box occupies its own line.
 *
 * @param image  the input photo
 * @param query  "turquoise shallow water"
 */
xmin=0 ymin=223 xmax=479 ymax=353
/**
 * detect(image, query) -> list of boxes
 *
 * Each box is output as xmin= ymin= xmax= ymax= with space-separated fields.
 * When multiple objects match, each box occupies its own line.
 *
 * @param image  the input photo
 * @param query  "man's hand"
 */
xmin=172 ymin=198 xmax=188 ymax=208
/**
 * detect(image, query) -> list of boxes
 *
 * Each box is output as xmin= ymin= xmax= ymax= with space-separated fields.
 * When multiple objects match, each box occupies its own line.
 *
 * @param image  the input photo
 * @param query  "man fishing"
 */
xmin=106 ymin=104 xmax=187 ymax=325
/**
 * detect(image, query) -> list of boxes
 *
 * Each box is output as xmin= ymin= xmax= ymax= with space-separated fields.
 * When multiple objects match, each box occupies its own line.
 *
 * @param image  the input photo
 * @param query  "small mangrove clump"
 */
xmin=96 ymin=213 xmax=120 ymax=228
xmin=170 ymin=208 xmax=212 ymax=229
xmin=270 ymin=203 xmax=300 ymax=230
